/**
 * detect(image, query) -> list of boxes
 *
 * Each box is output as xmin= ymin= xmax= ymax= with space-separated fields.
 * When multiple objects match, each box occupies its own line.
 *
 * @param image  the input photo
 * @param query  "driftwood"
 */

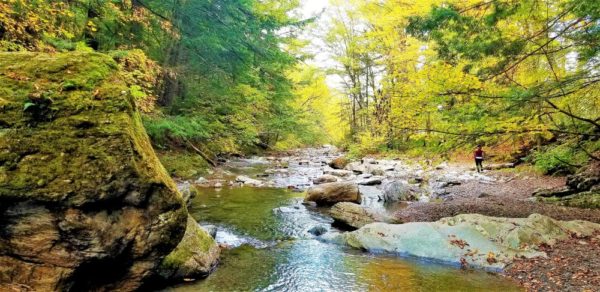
xmin=469 ymin=162 xmax=516 ymax=171
xmin=183 ymin=139 xmax=217 ymax=167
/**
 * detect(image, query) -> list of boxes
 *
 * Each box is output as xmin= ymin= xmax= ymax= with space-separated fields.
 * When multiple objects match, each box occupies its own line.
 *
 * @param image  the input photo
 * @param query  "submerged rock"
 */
xmin=323 ymin=169 xmax=354 ymax=178
xmin=339 ymin=214 xmax=600 ymax=270
xmin=158 ymin=216 xmax=220 ymax=282
xmin=304 ymin=182 xmax=361 ymax=206
xmin=313 ymin=174 xmax=339 ymax=185
xmin=330 ymin=202 xmax=398 ymax=229
xmin=0 ymin=52 xmax=187 ymax=290
xmin=308 ymin=225 xmax=328 ymax=236
xmin=235 ymin=175 xmax=263 ymax=187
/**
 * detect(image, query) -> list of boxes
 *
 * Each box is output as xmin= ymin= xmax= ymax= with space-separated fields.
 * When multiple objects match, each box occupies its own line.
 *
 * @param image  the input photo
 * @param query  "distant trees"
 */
xmin=324 ymin=0 xmax=599 ymax=165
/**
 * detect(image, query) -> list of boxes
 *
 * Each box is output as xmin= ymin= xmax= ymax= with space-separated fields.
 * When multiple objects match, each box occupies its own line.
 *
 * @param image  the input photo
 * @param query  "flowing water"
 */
xmin=167 ymin=151 xmax=523 ymax=292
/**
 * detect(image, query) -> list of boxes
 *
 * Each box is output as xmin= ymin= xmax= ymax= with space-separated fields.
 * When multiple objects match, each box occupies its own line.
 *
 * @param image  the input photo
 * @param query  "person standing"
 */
xmin=474 ymin=145 xmax=484 ymax=172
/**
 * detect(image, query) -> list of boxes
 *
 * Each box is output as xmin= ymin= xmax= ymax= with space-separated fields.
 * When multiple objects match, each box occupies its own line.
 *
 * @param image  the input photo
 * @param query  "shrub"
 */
xmin=143 ymin=115 xmax=210 ymax=147
xmin=533 ymin=143 xmax=589 ymax=175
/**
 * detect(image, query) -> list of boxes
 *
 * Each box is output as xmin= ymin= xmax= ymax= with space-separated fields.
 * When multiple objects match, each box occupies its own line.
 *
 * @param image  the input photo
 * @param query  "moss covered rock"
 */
xmin=0 ymin=52 xmax=187 ymax=291
xmin=541 ymin=190 xmax=600 ymax=209
xmin=536 ymin=160 xmax=600 ymax=209
xmin=158 ymin=215 xmax=220 ymax=282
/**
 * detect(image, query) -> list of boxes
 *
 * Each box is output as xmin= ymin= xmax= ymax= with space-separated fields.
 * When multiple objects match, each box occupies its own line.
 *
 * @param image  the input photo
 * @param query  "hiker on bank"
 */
xmin=474 ymin=145 xmax=484 ymax=173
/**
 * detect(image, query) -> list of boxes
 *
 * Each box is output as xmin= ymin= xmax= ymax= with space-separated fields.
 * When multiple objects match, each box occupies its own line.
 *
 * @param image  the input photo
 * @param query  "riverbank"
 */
xmin=504 ymin=230 xmax=600 ymax=291
xmin=164 ymin=146 xmax=600 ymax=291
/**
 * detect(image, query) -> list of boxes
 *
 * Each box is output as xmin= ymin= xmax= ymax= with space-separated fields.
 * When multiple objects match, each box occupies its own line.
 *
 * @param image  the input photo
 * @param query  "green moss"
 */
xmin=157 ymin=150 xmax=210 ymax=180
xmin=160 ymin=215 xmax=219 ymax=276
xmin=541 ymin=191 xmax=600 ymax=209
xmin=0 ymin=51 xmax=191 ymax=290
xmin=0 ymin=51 xmax=181 ymax=208
xmin=0 ymin=41 xmax=27 ymax=52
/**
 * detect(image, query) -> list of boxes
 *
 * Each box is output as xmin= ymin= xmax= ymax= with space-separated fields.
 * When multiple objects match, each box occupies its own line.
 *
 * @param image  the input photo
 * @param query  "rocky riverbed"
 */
xmin=192 ymin=146 xmax=600 ymax=225
xmin=172 ymin=146 xmax=600 ymax=291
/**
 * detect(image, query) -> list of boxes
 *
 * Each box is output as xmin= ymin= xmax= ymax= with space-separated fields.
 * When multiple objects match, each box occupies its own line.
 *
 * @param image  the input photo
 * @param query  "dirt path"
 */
xmin=395 ymin=170 xmax=600 ymax=223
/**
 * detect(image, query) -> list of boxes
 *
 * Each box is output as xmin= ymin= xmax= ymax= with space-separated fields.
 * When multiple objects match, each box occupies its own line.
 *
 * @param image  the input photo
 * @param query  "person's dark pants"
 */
xmin=475 ymin=158 xmax=483 ymax=172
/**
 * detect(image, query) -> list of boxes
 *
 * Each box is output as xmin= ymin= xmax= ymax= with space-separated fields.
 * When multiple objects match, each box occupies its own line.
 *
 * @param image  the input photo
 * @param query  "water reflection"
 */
xmin=170 ymin=186 xmax=522 ymax=292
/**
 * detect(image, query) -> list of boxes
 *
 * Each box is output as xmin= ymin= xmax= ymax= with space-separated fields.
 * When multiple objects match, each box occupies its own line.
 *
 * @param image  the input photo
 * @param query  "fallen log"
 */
xmin=184 ymin=139 xmax=217 ymax=167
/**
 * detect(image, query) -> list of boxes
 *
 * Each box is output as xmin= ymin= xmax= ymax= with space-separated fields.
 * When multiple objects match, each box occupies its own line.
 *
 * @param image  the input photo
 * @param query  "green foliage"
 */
xmin=347 ymin=131 xmax=387 ymax=158
xmin=1 ymin=0 xmax=329 ymax=155
xmin=533 ymin=143 xmax=590 ymax=175
xmin=109 ymin=49 xmax=161 ymax=113
xmin=43 ymin=36 xmax=76 ymax=51
xmin=0 ymin=40 xmax=26 ymax=52
xmin=22 ymin=93 xmax=57 ymax=124
xmin=129 ymin=85 xmax=146 ymax=99
xmin=143 ymin=115 xmax=210 ymax=147
xmin=323 ymin=0 xmax=599 ymax=162
xmin=157 ymin=151 xmax=210 ymax=179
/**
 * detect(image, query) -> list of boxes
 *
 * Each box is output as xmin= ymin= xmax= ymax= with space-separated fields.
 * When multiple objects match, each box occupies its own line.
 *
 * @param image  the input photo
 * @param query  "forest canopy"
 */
xmin=322 ymin=0 xmax=599 ymax=171
xmin=0 ymin=0 xmax=342 ymax=154
xmin=1 ymin=0 xmax=598 ymax=173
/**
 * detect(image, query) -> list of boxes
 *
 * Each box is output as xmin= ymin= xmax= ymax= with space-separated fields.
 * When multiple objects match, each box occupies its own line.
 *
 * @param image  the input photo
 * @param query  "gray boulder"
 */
xmin=330 ymin=202 xmax=398 ymax=229
xmin=340 ymin=213 xmax=600 ymax=270
xmin=177 ymin=181 xmax=199 ymax=207
xmin=323 ymin=169 xmax=354 ymax=177
xmin=382 ymin=181 xmax=419 ymax=202
xmin=235 ymin=175 xmax=264 ymax=187
xmin=345 ymin=162 xmax=366 ymax=174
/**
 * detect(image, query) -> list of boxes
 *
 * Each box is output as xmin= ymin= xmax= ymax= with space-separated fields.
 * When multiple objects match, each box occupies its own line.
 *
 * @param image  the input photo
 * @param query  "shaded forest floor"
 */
xmin=504 ymin=231 xmax=600 ymax=291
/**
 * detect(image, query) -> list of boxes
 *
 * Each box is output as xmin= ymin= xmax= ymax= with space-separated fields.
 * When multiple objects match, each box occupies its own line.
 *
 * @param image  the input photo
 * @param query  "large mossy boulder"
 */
xmin=158 ymin=216 xmax=220 ymax=282
xmin=0 ymin=52 xmax=187 ymax=291
xmin=339 ymin=213 xmax=600 ymax=270
xmin=304 ymin=182 xmax=361 ymax=206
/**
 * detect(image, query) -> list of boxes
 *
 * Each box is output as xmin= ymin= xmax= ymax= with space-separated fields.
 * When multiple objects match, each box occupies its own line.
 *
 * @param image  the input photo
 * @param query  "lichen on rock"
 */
xmin=0 ymin=52 xmax=187 ymax=291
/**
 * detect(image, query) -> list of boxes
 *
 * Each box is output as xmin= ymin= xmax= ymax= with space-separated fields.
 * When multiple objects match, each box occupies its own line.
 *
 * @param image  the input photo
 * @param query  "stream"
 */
xmin=167 ymin=148 xmax=522 ymax=291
